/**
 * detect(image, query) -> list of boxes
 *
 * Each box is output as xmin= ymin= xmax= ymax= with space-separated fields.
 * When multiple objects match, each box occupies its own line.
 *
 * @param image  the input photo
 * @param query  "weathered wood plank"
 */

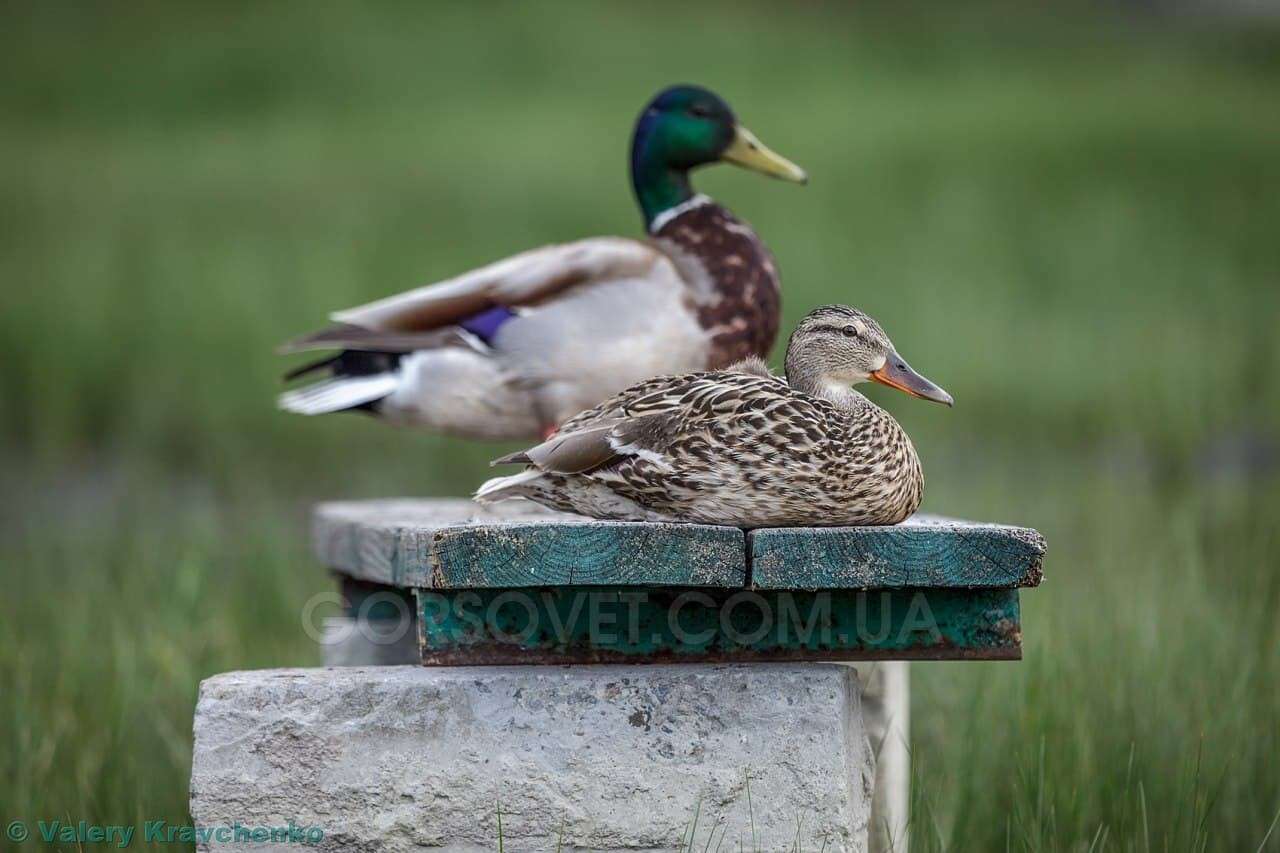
xmin=314 ymin=500 xmax=1045 ymax=592
xmin=749 ymin=514 xmax=1045 ymax=590
xmin=314 ymin=499 xmax=745 ymax=588
xmin=415 ymin=586 xmax=1023 ymax=664
xmin=425 ymin=521 xmax=745 ymax=587
xmin=313 ymin=499 xmax=576 ymax=585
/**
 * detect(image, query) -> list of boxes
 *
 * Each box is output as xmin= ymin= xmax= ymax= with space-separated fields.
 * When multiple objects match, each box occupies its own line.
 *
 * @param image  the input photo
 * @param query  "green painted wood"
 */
xmin=749 ymin=514 xmax=1045 ymax=590
xmin=415 ymin=586 xmax=1022 ymax=664
xmin=312 ymin=499 xmax=488 ymax=586
xmin=316 ymin=502 xmax=1043 ymax=664
xmin=313 ymin=499 xmax=744 ymax=588
xmin=314 ymin=501 xmax=1046 ymax=594
xmin=425 ymin=521 xmax=744 ymax=587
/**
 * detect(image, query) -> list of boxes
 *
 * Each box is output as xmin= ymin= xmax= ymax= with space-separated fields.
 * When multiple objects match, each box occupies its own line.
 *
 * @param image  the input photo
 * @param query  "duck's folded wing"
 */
xmin=496 ymin=372 xmax=787 ymax=474
xmin=278 ymin=325 xmax=466 ymax=355
xmin=282 ymin=237 xmax=665 ymax=353
xmin=491 ymin=414 xmax=679 ymax=475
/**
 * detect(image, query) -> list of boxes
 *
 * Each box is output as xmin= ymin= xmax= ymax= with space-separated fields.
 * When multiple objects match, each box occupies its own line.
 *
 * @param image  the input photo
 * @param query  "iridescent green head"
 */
xmin=630 ymin=84 xmax=806 ymax=231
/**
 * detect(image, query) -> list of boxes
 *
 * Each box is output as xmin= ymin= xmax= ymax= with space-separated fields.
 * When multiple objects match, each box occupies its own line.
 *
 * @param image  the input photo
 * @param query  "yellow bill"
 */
xmin=721 ymin=125 xmax=808 ymax=184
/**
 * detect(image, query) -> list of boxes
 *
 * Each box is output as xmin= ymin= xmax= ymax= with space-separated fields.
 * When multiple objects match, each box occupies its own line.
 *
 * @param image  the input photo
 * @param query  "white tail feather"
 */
xmin=278 ymin=374 xmax=400 ymax=416
xmin=474 ymin=469 xmax=545 ymax=503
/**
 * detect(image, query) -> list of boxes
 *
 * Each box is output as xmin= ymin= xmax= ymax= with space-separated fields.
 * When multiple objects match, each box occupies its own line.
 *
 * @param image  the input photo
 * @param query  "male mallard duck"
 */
xmin=476 ymin=305 xmax=953 ymax=527
xmin=278 ymin=84 xmax=806 ymax=440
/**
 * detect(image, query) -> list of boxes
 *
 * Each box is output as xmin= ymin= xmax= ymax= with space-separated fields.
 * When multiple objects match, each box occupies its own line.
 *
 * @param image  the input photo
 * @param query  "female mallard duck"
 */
xmin=279 ymin=84 xmax=805 ymax=440
xmin=476 ymin=305 xmax=953 ymax=527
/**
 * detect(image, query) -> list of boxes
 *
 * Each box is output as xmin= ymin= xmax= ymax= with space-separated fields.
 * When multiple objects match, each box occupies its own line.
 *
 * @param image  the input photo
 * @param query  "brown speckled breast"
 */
xmin=652 ymin=202 xmax=781 ymax=368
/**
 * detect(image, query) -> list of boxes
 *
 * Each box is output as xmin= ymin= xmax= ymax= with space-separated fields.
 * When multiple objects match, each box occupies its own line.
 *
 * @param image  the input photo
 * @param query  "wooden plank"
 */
xmin=314 ymin=500 xmax=1045 ymax=591
xmin=313 ymin=499 xmax=745 ymax=588
xmin=749 ymin=514 xmax=1045 ymax=590
xmin=415 ymin=586 xmax=1023 ymax=664
xmin=313 ymin=499 xmax=577 ymax=585
xmin=425 ymin=521 xmax=745 ymax=588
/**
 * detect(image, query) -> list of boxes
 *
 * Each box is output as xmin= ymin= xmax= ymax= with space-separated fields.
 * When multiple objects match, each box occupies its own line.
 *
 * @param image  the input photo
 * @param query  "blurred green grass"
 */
xmin=1 ymin=1 xmax=1278 ymax=849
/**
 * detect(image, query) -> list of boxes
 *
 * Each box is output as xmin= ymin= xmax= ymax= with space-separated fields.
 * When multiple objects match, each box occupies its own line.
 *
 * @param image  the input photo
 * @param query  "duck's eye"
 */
xmin=841 ymin=325 xmax=859 ymax=338
xmin=689 ymin=104 xmax=712 ymax=119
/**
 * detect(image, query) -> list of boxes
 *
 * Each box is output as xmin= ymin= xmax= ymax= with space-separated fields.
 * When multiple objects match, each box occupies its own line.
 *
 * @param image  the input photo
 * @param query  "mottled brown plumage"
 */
xmin=652 ymin=200 xmax=782 ymax=368
xmin=477 ymin=305 xmax=953 ymax=528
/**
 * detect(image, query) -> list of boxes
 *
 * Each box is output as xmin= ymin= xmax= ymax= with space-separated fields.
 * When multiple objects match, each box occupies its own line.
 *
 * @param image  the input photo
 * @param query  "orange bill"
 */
xmin=870 ymin=352 xmax=953 ymax=406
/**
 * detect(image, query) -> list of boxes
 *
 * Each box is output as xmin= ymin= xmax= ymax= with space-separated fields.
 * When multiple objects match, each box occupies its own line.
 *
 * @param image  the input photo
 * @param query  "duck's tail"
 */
xmin=278 ymin=373 xmax=400 ymax=416
xmin=278 ymin=349 xmax=405 ymax=416
xmin=474 ymin=469 xmax=545 ymax=504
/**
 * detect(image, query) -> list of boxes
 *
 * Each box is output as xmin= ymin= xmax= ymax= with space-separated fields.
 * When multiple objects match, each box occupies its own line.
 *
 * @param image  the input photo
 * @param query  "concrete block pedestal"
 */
xmin=190 ymin=664 xmax=874 ymax=852
xmin=187 ymin=499 xmax=1044 ymax=851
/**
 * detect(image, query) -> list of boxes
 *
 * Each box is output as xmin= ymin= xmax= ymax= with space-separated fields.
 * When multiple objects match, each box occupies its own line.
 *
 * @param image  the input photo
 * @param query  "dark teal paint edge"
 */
xmin=413 ymin=586 xmax=1022 ymax=665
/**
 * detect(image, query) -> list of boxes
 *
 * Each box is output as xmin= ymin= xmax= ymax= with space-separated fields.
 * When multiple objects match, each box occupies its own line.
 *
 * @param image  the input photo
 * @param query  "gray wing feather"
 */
xmin=495 ymin=420 xmax=625 ymax=474
xmin=491 ymin=413 xmax=680 ymax=475
xmin=278 ymin=325 xmax=470 ymax=355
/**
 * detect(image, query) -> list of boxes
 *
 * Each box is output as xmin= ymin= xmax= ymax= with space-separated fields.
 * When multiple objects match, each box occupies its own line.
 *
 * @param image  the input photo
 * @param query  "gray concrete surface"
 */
xmin=190 ymin=664 xmax=873 ymax=852
xmin=319 ymin=615 xmax=910 ymax=853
